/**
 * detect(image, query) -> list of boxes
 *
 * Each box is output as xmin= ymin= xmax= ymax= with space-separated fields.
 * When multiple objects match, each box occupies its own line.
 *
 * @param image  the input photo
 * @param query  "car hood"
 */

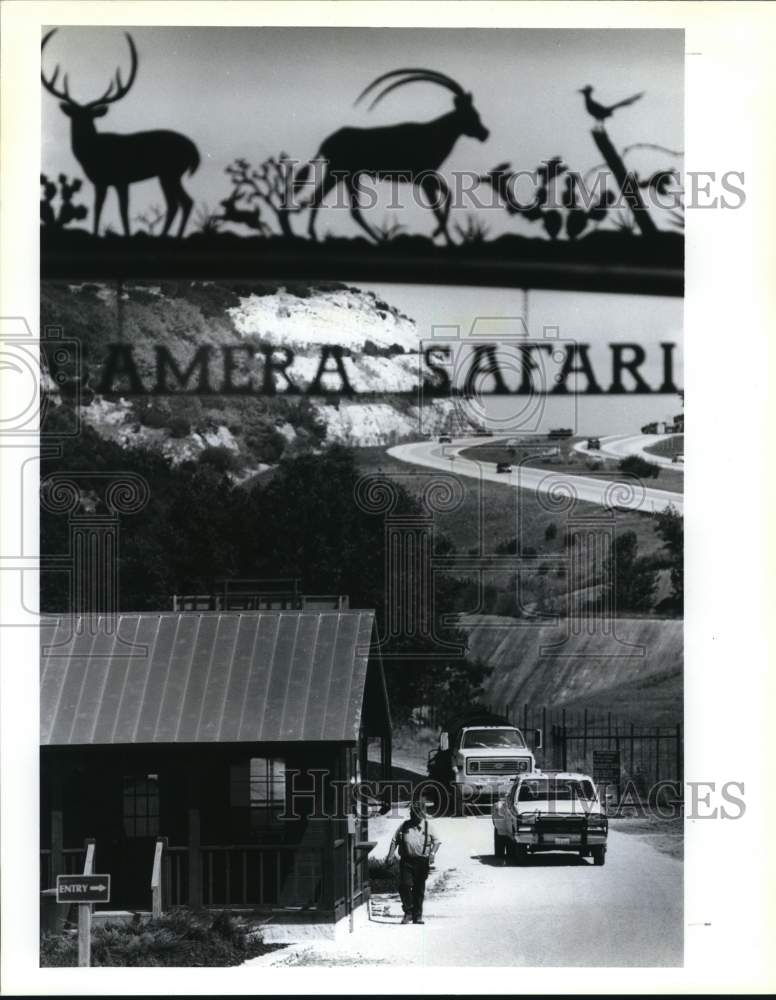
xmin=459 ymin=747 xmax=530 ymax=758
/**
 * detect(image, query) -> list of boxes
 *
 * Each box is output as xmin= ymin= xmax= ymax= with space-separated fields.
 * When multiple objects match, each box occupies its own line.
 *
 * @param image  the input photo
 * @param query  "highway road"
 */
xmin=387 ymin=437 xmax=683 ymax=516
xmin=252 ymin=814 xmax=682 ymax=967
xmin=573 ymin=433 xmax=684 ymax=471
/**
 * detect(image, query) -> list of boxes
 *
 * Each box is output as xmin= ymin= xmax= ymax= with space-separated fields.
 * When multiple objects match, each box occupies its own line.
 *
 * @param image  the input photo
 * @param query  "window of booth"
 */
xmin=230 ymin=757 xmax=286 ymax=831
xmin=122 ymin=774 xmax=160 ymax=838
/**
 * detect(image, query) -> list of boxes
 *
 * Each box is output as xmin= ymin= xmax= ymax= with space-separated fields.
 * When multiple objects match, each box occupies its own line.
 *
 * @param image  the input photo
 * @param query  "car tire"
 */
xmin=493 ymin=831 xmax=506 ymax=858
xmin=592 ymin=846 xmax=606 ymax=866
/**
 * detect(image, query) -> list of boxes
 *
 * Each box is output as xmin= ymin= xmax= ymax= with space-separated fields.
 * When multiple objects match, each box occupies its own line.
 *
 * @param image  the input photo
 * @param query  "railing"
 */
xmin=201 ymin=845 xmax=323 ymax=908
xmin=43 ymin=843 xmax=325 ymax=909
xmin=163 ymin=846 xmax=189 ymax=907
xmin=40 ymin=847 xmax=87 ymax=889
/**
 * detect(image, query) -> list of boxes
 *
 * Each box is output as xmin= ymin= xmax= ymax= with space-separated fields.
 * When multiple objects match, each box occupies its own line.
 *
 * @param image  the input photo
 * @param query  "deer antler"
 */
xmin=42 ymin=29 xmax=138 ymax=108
xmin=83 ymin=33 xmax=138 ymax=109
xmin=41 ymin=29 xmax=74 ymax=104
xmin=356 ymin=68 xmax=465 ymax=110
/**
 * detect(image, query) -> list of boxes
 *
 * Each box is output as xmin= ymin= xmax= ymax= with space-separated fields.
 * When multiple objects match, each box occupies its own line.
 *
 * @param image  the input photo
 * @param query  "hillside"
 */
xmin=41 ymin=280 xmax=469 ymax=469
xmin=463 ymin=614 xmax=682 ymax=725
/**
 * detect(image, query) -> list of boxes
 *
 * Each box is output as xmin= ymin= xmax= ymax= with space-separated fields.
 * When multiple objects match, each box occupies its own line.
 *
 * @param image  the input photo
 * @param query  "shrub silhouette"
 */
xmin=40 ymin=173 xmax=88 ymax=229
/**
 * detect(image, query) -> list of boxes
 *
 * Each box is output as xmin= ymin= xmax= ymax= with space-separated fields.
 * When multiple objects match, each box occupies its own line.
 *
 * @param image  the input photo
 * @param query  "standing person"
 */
xmin=386 ymin=799 xmax=441 ymax=924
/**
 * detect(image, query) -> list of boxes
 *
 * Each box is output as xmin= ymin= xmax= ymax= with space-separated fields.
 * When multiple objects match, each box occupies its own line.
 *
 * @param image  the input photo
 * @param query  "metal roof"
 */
xmin=40 ymin=611 xmax=378 ymax=746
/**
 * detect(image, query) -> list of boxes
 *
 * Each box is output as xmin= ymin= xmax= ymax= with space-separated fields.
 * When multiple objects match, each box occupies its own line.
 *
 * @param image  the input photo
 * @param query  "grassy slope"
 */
xmin=460 ymin=439 xmax=684 ymax=495
xmin=643 ymin=434 xmax=684 ymax=459
xmin=463 ymin=614 xmax=682 ymax=726
xmin=355 ymin=446 xmax=669 ymax=563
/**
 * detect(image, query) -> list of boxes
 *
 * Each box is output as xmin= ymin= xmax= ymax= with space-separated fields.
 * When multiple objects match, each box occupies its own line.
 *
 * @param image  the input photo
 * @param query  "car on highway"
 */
xmin=439 ymin=434 xmax=452 ymax=444
xmin=492 ymin=771 xmax=608 ymax=865
xmin=671 ymin=453 xmax=684 ymax=464
xmin=496 ymin=462 xmax=512 ymax=474
xmin=586 ymin=437 xmax=601 ymax=450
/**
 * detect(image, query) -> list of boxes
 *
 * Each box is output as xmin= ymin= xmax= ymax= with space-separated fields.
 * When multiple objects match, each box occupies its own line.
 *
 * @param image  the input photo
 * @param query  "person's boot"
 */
xmin=413 ymin=914 xmax=425 ymax=924
xmin=401 ymin=913 xmax=413 ymax=924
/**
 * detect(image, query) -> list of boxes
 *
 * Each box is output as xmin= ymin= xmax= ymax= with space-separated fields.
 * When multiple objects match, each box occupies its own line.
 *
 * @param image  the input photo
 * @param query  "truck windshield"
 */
xmin=462 ymin=729 xmax=526 ymax=748
xmin=517 ymin=779 xmax=595 ymax=802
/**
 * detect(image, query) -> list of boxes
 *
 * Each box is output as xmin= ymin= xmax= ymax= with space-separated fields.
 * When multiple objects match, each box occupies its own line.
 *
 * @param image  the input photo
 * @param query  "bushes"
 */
xmin=40 ymin=909 xmax=275 ymax=967
xmin=619 ymin=454 xmax=661 ymax=479
xmin=245 ymin=427 xmax=287 ymax=463
xmin=369 ymin=856 xmax=399 ymax=894
xmin=198 ymin=445 xmax=238 ymax=473
xmin=168 ymin=416 xmax=192 ymax=439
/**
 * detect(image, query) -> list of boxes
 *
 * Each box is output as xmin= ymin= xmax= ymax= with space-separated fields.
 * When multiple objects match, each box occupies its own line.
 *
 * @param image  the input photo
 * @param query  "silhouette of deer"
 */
xmin=298 ymin=68 xmax=489 ymax=243
xmin=41 ymin=29 xmax=200 ymax=237
xmin=218 ymin=190 xmax=273 ymax=236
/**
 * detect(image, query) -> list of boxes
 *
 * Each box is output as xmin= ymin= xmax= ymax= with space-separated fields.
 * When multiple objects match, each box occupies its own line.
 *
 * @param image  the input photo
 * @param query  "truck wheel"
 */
xmin=591 ymin=846 xmax=606 ymax=866
xmin=493 ymin=831 xmax=506 ymax=858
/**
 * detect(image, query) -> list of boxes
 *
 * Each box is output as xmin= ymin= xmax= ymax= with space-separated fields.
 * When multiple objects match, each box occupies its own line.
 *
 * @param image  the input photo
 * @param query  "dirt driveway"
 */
xmin=247 ymin=813 xmax=683 ymax=968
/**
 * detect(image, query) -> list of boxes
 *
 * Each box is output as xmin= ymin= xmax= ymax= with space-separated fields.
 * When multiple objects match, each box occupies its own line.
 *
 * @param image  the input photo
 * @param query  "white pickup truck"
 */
xmin=492 ymin=771 xmax=608 ymax=865
xmin=428 ymin=712 xmax=538 ymax=815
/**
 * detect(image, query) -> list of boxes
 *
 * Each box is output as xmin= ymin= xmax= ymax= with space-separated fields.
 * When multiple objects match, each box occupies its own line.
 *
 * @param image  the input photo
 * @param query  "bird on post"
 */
xmin=578 ymin=85 xmax=644 ymax=127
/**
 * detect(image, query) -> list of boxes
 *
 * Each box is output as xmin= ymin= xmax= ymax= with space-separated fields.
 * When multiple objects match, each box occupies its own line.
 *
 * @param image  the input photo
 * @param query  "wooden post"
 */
xmin=151 ymin=837 xmax=166 ymax=918
xmin=78 ymin=903 xmax=92 ymax=968
xmin=78 ymin=838 xmax=95 ymax=968
xmin=590 ymin=127 xmax=658 ymax=237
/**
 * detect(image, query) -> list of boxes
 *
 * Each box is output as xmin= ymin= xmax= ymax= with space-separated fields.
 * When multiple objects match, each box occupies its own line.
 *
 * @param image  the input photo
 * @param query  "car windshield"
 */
xmin=517 ymin=779 xmax=595 ymax=802
xmin=462 ymin=728 xmax=526 ymax=748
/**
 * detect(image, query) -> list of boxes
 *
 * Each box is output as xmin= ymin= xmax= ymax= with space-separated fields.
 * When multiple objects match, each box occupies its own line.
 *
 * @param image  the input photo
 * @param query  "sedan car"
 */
xmin=496 ymin=462 xmax=512 ymax=474
xmin=492 ymin=771 xmax=608 ymax=865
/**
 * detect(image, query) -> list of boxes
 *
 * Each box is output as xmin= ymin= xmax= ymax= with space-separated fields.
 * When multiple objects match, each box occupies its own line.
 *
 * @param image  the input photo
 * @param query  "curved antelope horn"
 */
xmin=83 ymin=32 xmax=138 ymax=109
xmin=41 ymin=28 xmax=75 ymax=104
xmin=356 ymin=67 xmax=465 ymax=109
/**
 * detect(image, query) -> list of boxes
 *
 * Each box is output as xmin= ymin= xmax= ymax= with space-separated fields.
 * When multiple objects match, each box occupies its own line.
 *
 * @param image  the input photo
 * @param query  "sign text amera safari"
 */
xmin=56 ymin=874 xmax=111 ymax=904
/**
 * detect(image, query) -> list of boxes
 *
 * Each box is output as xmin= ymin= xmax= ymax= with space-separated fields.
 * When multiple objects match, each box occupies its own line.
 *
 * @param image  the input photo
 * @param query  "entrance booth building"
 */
xmin=40 ymin=611 xmax=391 ymax=924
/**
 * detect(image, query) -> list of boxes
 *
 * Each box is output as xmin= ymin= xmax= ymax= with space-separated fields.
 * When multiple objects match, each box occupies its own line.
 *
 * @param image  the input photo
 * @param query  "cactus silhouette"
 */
xmin=40 ymin=172 xmax=88 ymax=229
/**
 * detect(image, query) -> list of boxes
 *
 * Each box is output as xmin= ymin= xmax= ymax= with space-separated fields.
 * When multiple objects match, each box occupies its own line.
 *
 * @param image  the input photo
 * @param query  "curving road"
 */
xmin=388 ymin=437 xmax=683 ymax=516
xmin=573 ymin=433 xmax=684 ymax=471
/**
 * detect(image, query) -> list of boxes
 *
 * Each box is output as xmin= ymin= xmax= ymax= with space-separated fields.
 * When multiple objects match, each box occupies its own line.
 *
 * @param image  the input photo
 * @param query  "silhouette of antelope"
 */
xmin=298 ymin=68 xmax=489 ymax=243
xmin=41 ymin=29 xmax=200 ymax=237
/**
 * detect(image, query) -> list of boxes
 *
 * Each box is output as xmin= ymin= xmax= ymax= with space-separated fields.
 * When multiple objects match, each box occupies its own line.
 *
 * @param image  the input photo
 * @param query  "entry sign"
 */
xmin=593 ymin=749 xmax=621 ymax=785
xmin=56 ymin=874 xmax=111 ymax=904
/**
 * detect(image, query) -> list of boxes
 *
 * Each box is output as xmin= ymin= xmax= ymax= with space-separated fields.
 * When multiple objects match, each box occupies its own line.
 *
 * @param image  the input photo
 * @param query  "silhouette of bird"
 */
xmin=578 ymin=85 xmax=644 ymax=126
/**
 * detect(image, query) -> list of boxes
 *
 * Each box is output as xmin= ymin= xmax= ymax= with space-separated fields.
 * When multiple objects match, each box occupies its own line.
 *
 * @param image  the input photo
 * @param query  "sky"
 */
xmin=363 ymin=283 xmax=683 ymax=436
xmin=41 ymin=26 xmax=684 ymax=237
